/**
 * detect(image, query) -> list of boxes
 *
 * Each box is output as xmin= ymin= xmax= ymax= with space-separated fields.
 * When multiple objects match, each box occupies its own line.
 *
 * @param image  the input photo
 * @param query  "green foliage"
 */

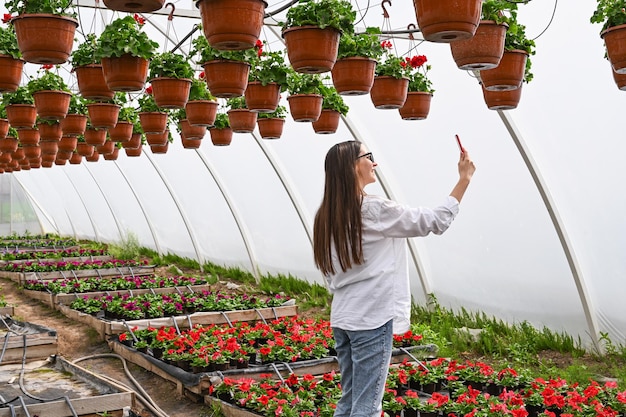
xmin=148 ymin=51 xmax=194 ymax=79
xmin=286 ymin=71 xmax=324 ymax=94
xmin=249 ymin=47 xmax=289 ymax=90
xmin=107 ymin=232 xmax=141 ymax=260
xmin=319 ymin=84 xmax=348 ymax=115
xmin=69 ymin=33 xmax=99 ymax=67
xmin=591 ymin=0 xmax=626 ymax=31
xmin=256 ymin=104 xmax=287 ymax=119
xmin=188 ymin=77 xmax=216 ymax=101
xmin=226 ymin=96 xmax=247 ymax=110
xmin=282 ymin=0 xmax=356 ymax=33
xmin=137 ymin=92 xmax=161 ymax=113
xmin=2 ymin=85 xmax=33 ymax=105
xmin=5 ymin=0 xmax=76 ymax=17
xmin=191 ymin=34 xmax=257 ymax=63
xmin=0 ymin=25 xmax=21 ymax=59
xmin=212 ymin=112 xmax=230 ymax=129
xmin=499 ymin=6 xmax=535 ymax=83
xmin=337 ymin=26 xmax=384 ymax=60
xmin=94 ymin=16 xmax=159 ymax=60
xmin=481 ymin=0 xmax=513 ymax=23
xmin=27 ymin=69 xmax=70 ymax=93
xmin=259 ymin=273 xmax=331 ymax=314
xmin=117 ymin=106 xmax=139 ymax=125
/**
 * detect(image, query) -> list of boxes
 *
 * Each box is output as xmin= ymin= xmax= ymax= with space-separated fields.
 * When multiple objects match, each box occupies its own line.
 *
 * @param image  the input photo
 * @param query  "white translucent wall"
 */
xmin=3 ymin=0 xmax=626 ymax=349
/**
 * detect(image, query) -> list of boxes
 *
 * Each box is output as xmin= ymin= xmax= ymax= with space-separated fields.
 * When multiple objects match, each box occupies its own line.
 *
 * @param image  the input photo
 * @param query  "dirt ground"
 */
xmin=0 ymin=276 xmax=217 ymax=417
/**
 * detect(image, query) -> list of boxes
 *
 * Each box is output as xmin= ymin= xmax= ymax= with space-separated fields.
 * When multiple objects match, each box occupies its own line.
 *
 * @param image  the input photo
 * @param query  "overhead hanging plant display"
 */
xmin=226 ymin=96 xmax=257 ymax=133
xmin=185 ymin=75 xmax=218 ymax=127
xmin=246 ymin=43 xmax=289 ymax=113
xmin=312 ymin=84 xmax=348 ymax=134
xmin=0 ymin=24 xmax=24 ymax=93
xmin=94 ymin=14 xmax=159 ymax=92
xmin=148 ymin=51 xmax=194 ymax=109
xmin=209 ymin=112 xmax=233 ymax=146
xmin=413 ymin=0 xmax=482 ymax=43
xmin=69 ymin=33 xmax=114 ymax=101
xmin=138 ymin=88 xmax=169 ymax=134
xmin=591 ymin=0 xmax=626 ymax=74
xmin=285 ymin=71 xmax=324 ymax=122
xmin=2 ymin=85 xmax=36 ymax=129
xmin=27 ymin=67 xmax=72 ymax=120
xmin=5 ymin=0 xmax=78 ymax=64
xmin=370 ymin=40 xmax=410 ymax=110
xmin=399 ymin=55 xmax=435 ymax=121
xmin=196 ymin=0 xmax=268 ymax=50
xmin=256 ymin=104 xmax=287 ymax=139
xmin=61 ymin=94 xmax=88 ymax=137
xmin=280 ymin=0 xmax=356 ymax=74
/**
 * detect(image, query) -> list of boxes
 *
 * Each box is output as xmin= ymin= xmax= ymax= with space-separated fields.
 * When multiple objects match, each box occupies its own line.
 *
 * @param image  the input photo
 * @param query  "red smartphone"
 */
xmin=455 ymin=134 xmax=465 ymax=153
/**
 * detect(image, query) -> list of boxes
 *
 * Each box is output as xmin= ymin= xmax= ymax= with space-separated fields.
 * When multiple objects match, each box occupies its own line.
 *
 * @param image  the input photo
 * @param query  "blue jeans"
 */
xmin=332 ymin=320 xmax=393 ymax=417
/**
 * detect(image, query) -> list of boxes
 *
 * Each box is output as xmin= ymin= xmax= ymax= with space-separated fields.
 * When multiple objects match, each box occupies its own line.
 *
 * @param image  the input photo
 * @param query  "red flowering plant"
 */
xmin=392 ymin=329 xmax=424 ymax=348
xmin=94 ymin=15 xmax=159 ymax=61
xmin=404 ymin=54 xmax=434 ymax=94
xmin=248 ymin=41 xmax=289 ymax=91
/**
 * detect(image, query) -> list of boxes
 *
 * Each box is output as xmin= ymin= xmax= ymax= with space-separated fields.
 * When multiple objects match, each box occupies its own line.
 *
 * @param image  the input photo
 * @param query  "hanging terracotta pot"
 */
xmin=13 ymin=148 xmax=26 ymax=160
xmin=103 ymin=0 xmax=165 ymax=13
xmin=58 ymin=136 xmax=78 ymax=153
xmin=283 ymin=25 xmax=340 ymax=74
xmin=84 ymin=127 xmax=107 ymax=146
xmin=54 ymin=156 xmax=68 ymax=165
xmin=60 ymin=114 xmax=88 ymax=137
xmin=227 ymin=109 xmax=257 ymax=133
xmin=125 ymin=144 xmax=143 ymax=157
xmin=37 ymin=122 xmax=63 ymax=141
xmin=22 ymin=145 xmax=41 ymax=160
xmin=57 ymin=149 xmax=73 ymax=160
xmin=76 ymin=143 xmax=95 ymax=157
xmin=312 ymin=109 xmax=341 ymax=134
xmin=6 ymin=104 xmax=37 ymax=129
xmin=209 ymin=127 xmax=233 ymax=146
xmin=450 ymin=20 xmax=508 ymax=70
xmin=602 ymin=24 xmax=626 ymax=74
xmin=41 ymin=160 xmax=55 ymax=168
xmin=101 ymin=54 xmax=149 ymax=92
xmin=203 ymin=60 xmax=250 ymax=98
xmin=370 ymin=76 xmax=409 ymax=109
xmin=108 ymin=121 xmax=133 ymax=142
xmin=87 ymin=103 xmax=121 ymax=129
xmin=480 ymin=50 xmax=528 ymax=91
xmin=139 ymin=111 xmax=168 ymax=134
xmin=69 ymin=152 xmax=83 ymax=164
xmin=102 ymin=146 xmax=119 ymax=160
xmin=0 ymin=55 xmax=25 ymax=92
xmin=11 ymin=13 xmax=78 ymax=64
xmin=150 ymin=77 xmax=192 ymax=109
xmin=29 ymin=156 xmax=42 ymax=167
xmin=33 ymin=90 xmax=71 ymax=120
xmin=145 ymin=130 xmax=169 ymax=146
xmin=245 ymin=82 xmax=281 ymax=113
xmin=0 ymin=119 xmax=9 ymax=139
xmin=181 ymin=133 xmax=202 ymax=149
xmin=185 ymin=100 xmax=219 ymax=126
xmin=85 ymin=149 xmax=100 ymax=162
xmin=96 ymin=140 xmax=116 ymax=155
xmin=179 ymin=119 xmax=207 ymax=139
xmin=287 ymin=94 xmax=323 ymax=122
xmin=150 ymin=142 xmax=169 ymax=154
xmin=398 ymin=92 xmax=433 ymax=120
xmin=482 ymin=83 xmax=522 ymax=110
xmin=122 ymin=133 xmax=142 ymax=149
xmin=413 ymin=0 xmax=482 ymax=43
xmin=612 ymin=66 xmax=626 ymax=90
xmin=16 ymin=127 xmax=40 ymax=146
xmin=74 ymin=64 xmax=115 ymax=101
xmin=331 ymin=57 xmax=377 ymax=95
xmin=257 ymin=117 xmax=285 ymax=139
xmin=196 ymin=0 xmax=267 ymax=50
xmin=0 ymin=137 xmax=18 ymax=153
xmin=0 ymin=153 xmax=13 ymax=164
xmin=39 ymin=140 xmax=59 ymax=155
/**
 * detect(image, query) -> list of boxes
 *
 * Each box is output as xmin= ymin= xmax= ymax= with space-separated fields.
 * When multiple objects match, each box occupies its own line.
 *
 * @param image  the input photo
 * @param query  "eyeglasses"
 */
xmin=356 ymin=152 xmax=374 ymax=163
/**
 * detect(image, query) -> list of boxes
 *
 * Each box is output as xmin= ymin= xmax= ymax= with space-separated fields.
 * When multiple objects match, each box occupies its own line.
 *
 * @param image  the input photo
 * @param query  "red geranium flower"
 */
xmin=2 ymin=14 xmax=13 ymax=23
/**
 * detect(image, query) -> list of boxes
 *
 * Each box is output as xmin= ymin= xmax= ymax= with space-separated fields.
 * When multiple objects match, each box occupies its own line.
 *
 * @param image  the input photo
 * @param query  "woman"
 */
xmin=313 ymin=140 xmax=475 ymax=417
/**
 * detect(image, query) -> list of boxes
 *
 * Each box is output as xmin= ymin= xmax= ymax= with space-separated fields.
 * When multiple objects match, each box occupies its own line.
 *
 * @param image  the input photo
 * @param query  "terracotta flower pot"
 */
xmin=101 ymin=54 xmax=149 ymax=92
xmin=139 ymin=111 xmax=168 ymax=134
xmin=108 ymin=121 xmax=133 ymax=143
xmin=37 ymin=122 xmax=63 ymax=141
xmin=370 ymin=76 xmax=409 ymax=109
xmin=287 ymin=94 xmax=323 ymax=122
xmin=103 ymin=0 xmax=165 ymax=13
xmin=245 ymin=82 xmax=281 ymax=113
xmin=413 ymin=0 xmax=482 ymax=43
xmin=150 ymin=77 xmax=192 ymax=109
xmin=203 ymin=60 xmax=250 ymax=98
xmin=125 ymin=144 xmax=143 ymax=157
xmin=22 ymin=145 xmax=41 ymax=159
xmin=39 ymin=140 xmax=59 ymax=155
xmin=0 ymin=119 xmax=9 ymax=139
xmin=283 ymin=25 xmax=340 ymax=74
xmin=58 ymin=136 xmax=78 ymax=153
xmin=85 ymin=149 xmax=100 ymax=162
xmin=257 ymin=117 xmax=285 ymax=139
xmin=60 ymin=114 xmax=88 ymax=137
xmin=145 ymin=130 xmax=169 ymax=146
xmin=482 ymin=83 xmax=522 ymax=110
xmin=6 ymin=104 xmax=37 ymax=129
xmin=331 ymin=57 xmax=377 ymax=96
xmin=398 ymin=92 xmax=433 ymax=120
xmin=0 ymin=55 xmax=25 ymax=92
xmin=602 ymin=23 xmax=626 ymax=74
xmin=69 ymin=152 xmax=83 ymax=164
xmin=96 ymin=140 xmax=116 ymax=155
xmin=12 ymin=13 xmax=78 ymax=64
xmin=56 ymin=149 xmax=73 ymax=160
xmin=227 ymin=109 xmax=257 ymax=133
xmin=209 ymin=127 xmax=233 ymax=146
xmin=84 ymin=127 xmax=107 ymax=146
xmin=16 ymin=127 xmax=40 ymax=146
xmin=181 ymin=134 xmax=203 ymax=149
xmin=102 ymin=147 xmax=119 ymax=160
xmin=179 ymin=119 xmax=207 ymax=139
xmin=185 ymin=100 xmax=219 ymax=126
xmin=122 ymin=133 xmax=142 ymax=149
xmin=149 ymin=142 xmax=169 ymax=154
xmin=0 ymin=137 xmax=19 ymax=153
xmin=74 ymin=64 xmax=115 ymax=101
xmin=33 ymin=90 xmax=71 ymax=120
xmin=450 ymin=20 xmax=508 ymax=70
xmin=87 ymin=103 xmax=121 ymax=129
xmin=312 ymin=109 xmax=341 ymax=134
xmin=196 ymin=0 xmax=267 ymax=50
xmin=76 ymin=143 xmax=95 ymax=157
xmin=612 ymin=66 xmax=626 ymax=90
xmin=480 ymin=50 xmax=528 ymax=91
xmin=54 ymin=157 xmax=68 ymax=165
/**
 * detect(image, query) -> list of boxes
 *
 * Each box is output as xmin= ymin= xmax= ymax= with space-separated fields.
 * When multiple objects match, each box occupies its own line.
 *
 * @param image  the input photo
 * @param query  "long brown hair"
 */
xmin=313 ymin=140 xmax=364 ymax=276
